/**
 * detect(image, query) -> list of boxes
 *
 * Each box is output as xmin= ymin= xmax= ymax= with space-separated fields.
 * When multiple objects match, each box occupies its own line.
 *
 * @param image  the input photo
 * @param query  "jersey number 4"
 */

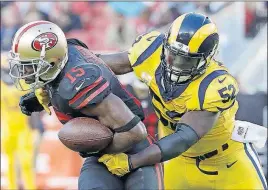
xmin=218 ymin=84 xmax=236 ymax=103
xmin=66 ymin=67 xmax=85 ymax=83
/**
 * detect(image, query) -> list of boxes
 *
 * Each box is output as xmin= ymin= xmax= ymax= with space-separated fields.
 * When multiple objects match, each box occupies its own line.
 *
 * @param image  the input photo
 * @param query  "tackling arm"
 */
xmin=80 ymin=93 xmax=147 ymax=154
xmin=97 ymin=51 xmax=133 ymax=75
xmin=129 ymin=111 xmax=220 ymax=169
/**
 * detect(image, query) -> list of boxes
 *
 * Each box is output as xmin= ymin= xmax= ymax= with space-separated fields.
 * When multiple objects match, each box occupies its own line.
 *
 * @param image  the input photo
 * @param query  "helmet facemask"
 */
xmin=160 ymin=13 xmax=219 ymax=92
xmin=161 ymin=38 xmax=211 ymax=90
xmin=8 ymin=45 xmax=67 ymax=91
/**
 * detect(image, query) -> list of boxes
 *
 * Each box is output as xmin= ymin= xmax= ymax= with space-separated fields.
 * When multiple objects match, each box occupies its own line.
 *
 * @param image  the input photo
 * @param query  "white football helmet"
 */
xmin=8 ymin=20 xmax=68 ymax=90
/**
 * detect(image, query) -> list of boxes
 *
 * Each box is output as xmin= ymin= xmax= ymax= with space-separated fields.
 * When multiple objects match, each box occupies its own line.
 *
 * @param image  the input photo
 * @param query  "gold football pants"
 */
xmin=158 ymin=121 xmax=267 ymax=189
xmin=2 ymin=125 xmax=36 ymax=189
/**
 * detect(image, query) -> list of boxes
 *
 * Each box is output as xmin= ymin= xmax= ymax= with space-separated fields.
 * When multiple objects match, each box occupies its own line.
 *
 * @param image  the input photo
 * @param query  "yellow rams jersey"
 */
xmin=128 ymin=31 xmax=239 ymax=156
xmin=1 ymin=81 xmax=29 ymax=129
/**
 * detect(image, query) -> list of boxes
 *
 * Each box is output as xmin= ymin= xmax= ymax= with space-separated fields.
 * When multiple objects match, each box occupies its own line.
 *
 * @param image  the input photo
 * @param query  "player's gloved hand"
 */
xmin=98 ymin=153 xmax=133 ymax=177
xmin=19 ymin=92 xmax=44 ymax=116
xmin=35 ymin=88 xmax=51 ymax=115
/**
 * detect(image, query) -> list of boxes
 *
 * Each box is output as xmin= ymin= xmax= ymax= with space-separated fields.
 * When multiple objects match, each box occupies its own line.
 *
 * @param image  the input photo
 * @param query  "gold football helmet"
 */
xmin=161 ymin=12 xmax=219 ymax=86
xmin=8 ymin=20 xmax=68 ymax=90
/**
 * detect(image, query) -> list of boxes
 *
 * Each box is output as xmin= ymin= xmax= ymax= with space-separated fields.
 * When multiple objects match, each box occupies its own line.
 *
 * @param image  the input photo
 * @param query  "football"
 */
xmin=58 ymin=117 xmax=113 ymax=153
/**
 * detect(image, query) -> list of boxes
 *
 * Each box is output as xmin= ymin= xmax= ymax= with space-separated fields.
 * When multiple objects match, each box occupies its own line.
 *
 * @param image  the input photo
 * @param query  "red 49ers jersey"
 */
xmin=46 ymin=39 xmax=144 ymax=124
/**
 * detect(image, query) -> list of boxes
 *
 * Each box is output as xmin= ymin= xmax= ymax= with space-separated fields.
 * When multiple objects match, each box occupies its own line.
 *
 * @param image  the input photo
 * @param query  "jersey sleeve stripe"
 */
xmin=54 ymin=110 xmax=73 ymax=123
xmin=76 ymin=81 xmax=110 ymax=109
xmin=69 ymin=76 xmax=103 ymax=105
xmin=132 ymin=34 xmax=165 ymax=67
xmin=198 ymin=70 xmax=227 ymax=110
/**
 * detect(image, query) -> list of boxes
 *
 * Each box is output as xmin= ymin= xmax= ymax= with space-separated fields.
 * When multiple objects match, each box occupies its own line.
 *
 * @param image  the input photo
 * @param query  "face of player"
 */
xmin=163 ymin=48 xmax=206 ymax=84
xmin=164 ymin=48 xmax=201 ymax=71
xmin=9 ymin=59 xmax=41 ymax=85
xmin=19 ymin=62 xmax=37 ymax=84
xmin=8 ymin=48 xmax=57 ymax=90
xmin=24 ymin=65 xmax=37 ymax=84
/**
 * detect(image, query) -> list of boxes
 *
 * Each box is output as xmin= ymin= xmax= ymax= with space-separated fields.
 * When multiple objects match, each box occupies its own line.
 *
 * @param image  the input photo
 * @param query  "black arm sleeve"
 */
xmin=154 ymin=123 xmax=200 ymax=162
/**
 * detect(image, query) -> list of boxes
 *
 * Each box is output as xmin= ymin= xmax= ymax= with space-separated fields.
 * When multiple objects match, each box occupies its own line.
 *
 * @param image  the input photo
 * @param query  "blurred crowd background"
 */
xmin=1 ymin=1 xmax=267 ymax=190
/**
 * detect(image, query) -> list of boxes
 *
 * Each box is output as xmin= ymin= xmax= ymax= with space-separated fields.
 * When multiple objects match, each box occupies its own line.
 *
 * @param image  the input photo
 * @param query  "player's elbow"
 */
xmin=137 ymin=122 xmax=148 ymax=140
xmin=130 ymin=121 xmax=147 ymax=142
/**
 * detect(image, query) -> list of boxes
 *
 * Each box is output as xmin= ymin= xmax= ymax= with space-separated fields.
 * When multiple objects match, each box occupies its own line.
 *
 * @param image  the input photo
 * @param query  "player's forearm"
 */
xmin=82 ymin=93 xmax=147 ymax=153
xmin=130 ymin=123 xmax=200 ymax=169
xmin=97 ymin=52 xmax=133 ymax=75
xmin=130 ymin=144 xmax=162 ymax=169
xmin=102 ymin=122 xmax=147 ymax=153
xmin=102 ymin=133 xmax=139 ymax=153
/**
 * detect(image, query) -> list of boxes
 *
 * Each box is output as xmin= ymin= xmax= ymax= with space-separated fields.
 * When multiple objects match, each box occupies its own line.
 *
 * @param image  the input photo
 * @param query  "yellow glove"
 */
xmin=35 ymin=88 xmax=51 ymax=115
xmin=98 ymin=153 xmax=131 ymax=177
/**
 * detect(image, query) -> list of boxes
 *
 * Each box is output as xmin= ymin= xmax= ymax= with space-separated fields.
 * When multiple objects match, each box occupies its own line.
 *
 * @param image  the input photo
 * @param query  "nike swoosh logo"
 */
xmin=226 ymin=160 xmax=238 ymax=168
xmin=75 ymin=80 xmax=85 ymax=91
xmin=218 ymin=76 xmax=226 ymax=83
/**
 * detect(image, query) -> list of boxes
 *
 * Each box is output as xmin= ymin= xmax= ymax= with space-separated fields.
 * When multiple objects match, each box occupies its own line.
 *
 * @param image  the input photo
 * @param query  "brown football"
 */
xmin=58 ymin=117 xmax=113 ymax=153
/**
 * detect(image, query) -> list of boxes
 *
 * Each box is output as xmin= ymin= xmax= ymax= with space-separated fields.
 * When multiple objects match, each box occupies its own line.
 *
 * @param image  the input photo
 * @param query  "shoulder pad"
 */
xmin=67 ymin=38 xmax=89 ymax=49
xmin=131 ymin=31 xmax=162 ymax=47
xmin=200 ymin=71 xmax=239 ymax=112
xmin=128 ymin=31 xmax=164 ymax=67
xmin=59 ymin=64 xmax=111 ymax=110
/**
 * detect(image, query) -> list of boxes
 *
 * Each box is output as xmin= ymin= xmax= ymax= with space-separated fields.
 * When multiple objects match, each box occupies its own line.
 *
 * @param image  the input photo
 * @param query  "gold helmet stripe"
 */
xmin=188 ymin=23 xmax=218 ymax=53
xmin=167 ymin=14 xmax=187 ymax=45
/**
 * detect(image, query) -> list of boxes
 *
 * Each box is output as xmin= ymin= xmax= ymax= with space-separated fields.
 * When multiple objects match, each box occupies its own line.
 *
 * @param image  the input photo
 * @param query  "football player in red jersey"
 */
xmin=8 ymin=21 xmax=164 ymax=190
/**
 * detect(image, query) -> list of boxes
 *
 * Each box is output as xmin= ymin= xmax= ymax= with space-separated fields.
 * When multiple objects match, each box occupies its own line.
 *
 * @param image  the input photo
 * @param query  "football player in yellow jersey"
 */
xmin=97 ymin=12 xmax=267 ymax=189
xmin=1 ymin=54 xmax=37 ymax=189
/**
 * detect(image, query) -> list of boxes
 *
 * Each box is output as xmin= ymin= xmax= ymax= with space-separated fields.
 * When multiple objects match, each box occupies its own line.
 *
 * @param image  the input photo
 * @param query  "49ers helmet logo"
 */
xmin=32 ymin=32 xmax=58 ymax=51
